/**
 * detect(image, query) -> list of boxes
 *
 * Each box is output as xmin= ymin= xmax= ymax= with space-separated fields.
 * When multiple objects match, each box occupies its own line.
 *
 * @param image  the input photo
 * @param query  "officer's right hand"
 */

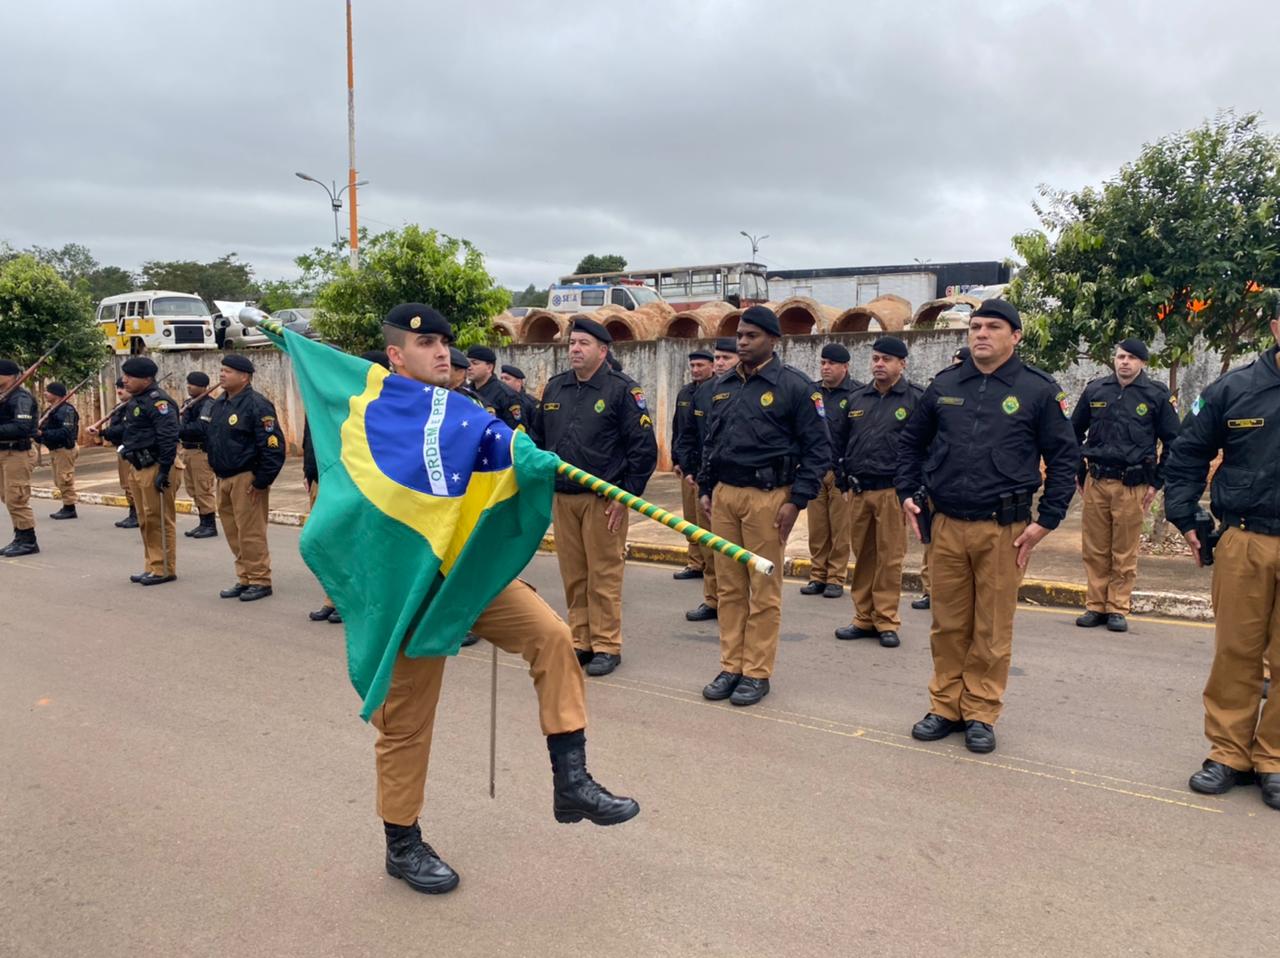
xmin=903 ymin=497 xmax=922 ymax=541
xmin=86 ymin=425 xmax=100 ymax=437
xmin=672 ymin=465 xmax=683 ymax=479
xmin=154 ymin=470 xmax=171 ymax=491
xmin=1183 ymin=530 xmax=1203 ymax=567
xmin=700 ymin=494 xmax=712 ymax=516
xmin=684 ymin=474 xmax=698 ymax=488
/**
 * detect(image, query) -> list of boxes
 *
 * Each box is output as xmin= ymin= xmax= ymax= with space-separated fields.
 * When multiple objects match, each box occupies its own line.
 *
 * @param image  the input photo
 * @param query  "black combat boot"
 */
xmin=116 ymin=506 xmax=139 ymax=528
xmin=50 ymin=504 xmax=77 ymax=520
xmin=383 ymin=821 xmax=459 ymax=894
xmin=189 ymin=513 xmax=218 ymax=539
xmin=548 ymin=731 xmax=640 ymax=826
xmin=2 ymin=527 xmax=39 ymax=558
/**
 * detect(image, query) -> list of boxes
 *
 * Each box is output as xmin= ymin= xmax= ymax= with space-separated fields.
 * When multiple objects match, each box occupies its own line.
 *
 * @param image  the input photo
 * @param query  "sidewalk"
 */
xmin=29 ymin=446 xmax=1215 ymax=620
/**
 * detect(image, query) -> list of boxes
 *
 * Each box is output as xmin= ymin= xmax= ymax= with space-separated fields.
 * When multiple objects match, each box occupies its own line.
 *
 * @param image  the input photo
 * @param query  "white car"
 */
xmin=271 ymin=307 xmax=322 ymax=340
xmin=214 ymin=300 xmax=271 ymax=348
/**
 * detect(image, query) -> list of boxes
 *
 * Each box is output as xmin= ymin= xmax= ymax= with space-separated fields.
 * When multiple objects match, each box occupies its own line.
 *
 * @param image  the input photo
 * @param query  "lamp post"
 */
xmin=740 ymin=230 xmax=769 ymax=264
xmin=295 ymin=172 xmax=369 ymax=251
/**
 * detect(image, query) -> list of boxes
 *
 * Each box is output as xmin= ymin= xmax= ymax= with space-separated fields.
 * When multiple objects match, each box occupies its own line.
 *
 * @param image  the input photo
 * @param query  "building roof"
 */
xmin=766 ymin=260 xmax=1004 ymax=280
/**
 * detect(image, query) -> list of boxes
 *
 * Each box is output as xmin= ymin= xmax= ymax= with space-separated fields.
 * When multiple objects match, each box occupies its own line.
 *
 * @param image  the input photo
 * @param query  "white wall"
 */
xmin=767 ymin=272 xmax=936 ymax=311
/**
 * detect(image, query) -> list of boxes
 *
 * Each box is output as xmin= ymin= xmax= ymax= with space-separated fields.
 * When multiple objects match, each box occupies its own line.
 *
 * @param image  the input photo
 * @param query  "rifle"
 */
xmin=36 ymin=373 xmax=97 ymax=429
xmin=86 ymin=372 xmax=175 ymax=432
xmin=0 ymin=339 xmax=63 ymax=403
xmin=178 ymin=383 xmax=223 ymax=414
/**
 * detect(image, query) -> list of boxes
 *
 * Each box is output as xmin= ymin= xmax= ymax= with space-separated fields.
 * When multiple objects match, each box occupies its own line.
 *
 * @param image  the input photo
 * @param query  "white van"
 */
xmin=96 ymin=291 xmax=217 ymax=355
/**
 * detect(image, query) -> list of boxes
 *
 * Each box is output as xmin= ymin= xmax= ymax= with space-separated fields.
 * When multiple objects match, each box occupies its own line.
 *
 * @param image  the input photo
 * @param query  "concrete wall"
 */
xmin=59 ymin=333 xmax=1229 ymax=469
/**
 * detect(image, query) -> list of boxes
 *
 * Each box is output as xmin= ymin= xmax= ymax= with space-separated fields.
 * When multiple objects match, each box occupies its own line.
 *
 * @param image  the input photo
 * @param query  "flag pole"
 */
xmin=489 ymin=644 xmax=498 ymax=799
xmin=553 ymin=462 xmax=775 ymax=577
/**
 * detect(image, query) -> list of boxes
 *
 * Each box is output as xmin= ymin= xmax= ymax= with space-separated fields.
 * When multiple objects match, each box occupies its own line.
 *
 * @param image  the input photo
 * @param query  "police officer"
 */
xmin=1071 ymin=338 xmax=1180 ymax=632
xmin=1164 ymin=308 xmax=1280 ymax=811
xmin=897 ymin=299 xmax=1078 ymax=753
xmin=373 ymin=303 xmax=639 ymax=895
xmin=178 ymin=371 xmax=219 ymax=538
xmin=447 ymin=346 xmax=470 ymax=391
xmin=672 ymin=346 xmax=716 ymax=580
xmin=697 ymin=306 xmax=831 ymax=706
xmin=206 ymin=354 xmax=285 ymax=602
xmin=835 ymin=336 xmax=923 ymax=648
xmin=501 ymin=364 xmax=539 ymax=425
xmin=116 ymin=357 xmax=180 ymax=584
xmin=96 ymin=379 xmax=140 ymax=528
xmin=40 ymin=382 xmax=80 ymax=521
xmin=0 ymin=358 xmax=39 ymax=557
xmin=683 ymin=338 xmax=740 ymax=622
xmin=801 ymin=343 xmax=860 ymax=599
xmin=530 ymin=315 xmax=658 ymax=676
xmin=913 ymin=346 xmax=971 ymax=611
xmin=466 ymin=345 xmax=524 ymax=430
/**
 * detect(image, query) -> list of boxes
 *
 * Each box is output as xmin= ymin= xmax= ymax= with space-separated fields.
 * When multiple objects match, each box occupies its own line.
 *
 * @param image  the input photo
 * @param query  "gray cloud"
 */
xmin=3 ymin=0 xmax=1278 ymax=289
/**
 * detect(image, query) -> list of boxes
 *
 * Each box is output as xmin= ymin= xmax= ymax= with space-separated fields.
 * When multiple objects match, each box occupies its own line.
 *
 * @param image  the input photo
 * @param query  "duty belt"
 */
xmin=1087 ymin=462 xmax=1127 ymax=481
xmin=934 ymin=491 xmax=1033 ymax=526
xmin=849 ymin=474 xmax=895 ymax=492
xmin=0 ymin=439 xmax=32 ymax=451
xmin=181 ymin=442 xmax=206 ymax=451
xmin=1220 ymin=513 xmax=1280 ymax=537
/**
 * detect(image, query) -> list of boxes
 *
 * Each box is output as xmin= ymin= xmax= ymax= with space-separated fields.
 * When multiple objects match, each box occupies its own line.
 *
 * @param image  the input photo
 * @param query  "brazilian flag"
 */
xmin=264 ymin=327 xmax=559 ymax=719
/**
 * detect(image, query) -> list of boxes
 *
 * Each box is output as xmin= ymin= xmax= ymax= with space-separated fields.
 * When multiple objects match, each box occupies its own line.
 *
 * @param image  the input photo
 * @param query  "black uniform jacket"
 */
xmin=121 ymin=387 xmax=180 ymax=470
xmin=1165 ymin=346 xmax=1280 ymax=534
xmin=40 ymin=401 xmax=79 ymax=450
xmin=821 ymin=374 xmax=862 ymax=477
xmin=697 ymin=353 xmax=832 ymax=509
xmin=530 ymin=362 xmax=658 ymax=496
xmin=895 ymin=354 xmax=1080 ymax=530
xmin=206 ymin=386 xmax=286 ymax=487
xmin=102 ymin=403 xmax=128 ymax=446
xmin=672 ymin=379 xmax=705 ymax=474
xmin=0 ymin=386 xmax=36 ymax=451
xmin=1070 ymin=370 xmax=1180 ymax=487
xmin=473 ymin=375 xmax=524 ymax=430
xmin=839 ymin=376 xmax=924 ymax=488
xmin=179 ymin=394 xmax=216 ymax=450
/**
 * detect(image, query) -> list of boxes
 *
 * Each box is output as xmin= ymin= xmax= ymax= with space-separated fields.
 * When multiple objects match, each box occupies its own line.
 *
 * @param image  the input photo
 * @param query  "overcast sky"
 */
xmin=3 ymin=0 xmax=1278 ymax=290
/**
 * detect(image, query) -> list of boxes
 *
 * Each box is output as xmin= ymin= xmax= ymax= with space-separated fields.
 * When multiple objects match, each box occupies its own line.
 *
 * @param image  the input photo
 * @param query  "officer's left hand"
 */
xmin=1012 ymin=522 xmax=1050 ymax=569
xmin=154 ymin=470 xmax=170 ymax=491
xmin=774 ymin=502 xmax=799 ymax=544
xmin=1142 ymin=487 xmax=1159 ymax=511
xmin=604 ymin=499 xmax=626 ymax=533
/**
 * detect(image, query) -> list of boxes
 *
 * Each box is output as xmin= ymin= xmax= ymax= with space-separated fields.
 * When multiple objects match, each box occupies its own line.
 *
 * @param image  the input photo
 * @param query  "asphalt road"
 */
xmin=2 ymin=505 xmax=1276 ymax=958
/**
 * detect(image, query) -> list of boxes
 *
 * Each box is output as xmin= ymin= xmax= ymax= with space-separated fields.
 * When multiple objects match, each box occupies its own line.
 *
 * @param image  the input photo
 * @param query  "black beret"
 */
xmin=569 ymin=315 xmax=612 ymax=344
xmin=384 ymin=303 xmax=452 ymax=339
xmin=115 ymin=377 xmax=126 ymax=388
xmin=1117 ymin=338 xmax=1149 ymax=362
xmin=187 ymin=371 xmax=210 ymax=387
xmin=871 ymin=336 xmax=908 ymax=359
xmin=714 ymin=337 xmax=738 ymax=353
xmin=821 ymin=343 xmax=850 ymax=363
xmin=606 ymin=352 xmax=623 ymax=372
xmin=466 ymin=345 xmax=497 ymax=364
xmin=221 ymin=354 xmax=255 ymax=374
xmin=0 ymin=359 xmax=21 ymax=375
xmin=954 ymin=346 xmax=971 ymax=362
xmin=46 ymin=382 xmax=67 ymax=397
xmin=122 ymin=356 xmax=158 ymax=377
xmin=971 ymin=298 xmax=1021 ymax=331
xmin=501 ymin=364 xmax=526 ymax=380
xmin=449 ymin=347 xmax=469 ymax=369
xmin=688 ymin=348 xmax=714 ymax=362
xmin=360 ymin=349 xmax=390 ymax=369
xmin=739 ymin=305 xmax=781 ymax=336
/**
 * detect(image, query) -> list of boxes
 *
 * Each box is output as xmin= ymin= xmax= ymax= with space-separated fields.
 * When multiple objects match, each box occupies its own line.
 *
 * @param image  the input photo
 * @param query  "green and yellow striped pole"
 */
xmin=554 ymin=462 xmax=775 ymax=577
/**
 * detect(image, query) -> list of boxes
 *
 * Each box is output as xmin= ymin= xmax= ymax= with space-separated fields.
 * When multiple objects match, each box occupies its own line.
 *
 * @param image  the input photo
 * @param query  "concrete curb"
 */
xmin=33 ymin=486 xmax=1214 ymax=622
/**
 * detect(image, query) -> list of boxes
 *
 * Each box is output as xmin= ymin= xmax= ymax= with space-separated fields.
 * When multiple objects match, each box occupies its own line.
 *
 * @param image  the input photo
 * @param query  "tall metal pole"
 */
xmin=346 ymin=0 xmax=359 ymax=269
xmin=331 ymin=180 xmax=342 ymax=249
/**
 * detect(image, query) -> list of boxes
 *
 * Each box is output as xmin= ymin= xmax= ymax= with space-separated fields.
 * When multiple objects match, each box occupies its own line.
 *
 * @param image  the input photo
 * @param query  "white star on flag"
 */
xmin=461 ymin=420 xmax=469 ymax=428
xmin=451 ymin=473 xmax=461 ymax=483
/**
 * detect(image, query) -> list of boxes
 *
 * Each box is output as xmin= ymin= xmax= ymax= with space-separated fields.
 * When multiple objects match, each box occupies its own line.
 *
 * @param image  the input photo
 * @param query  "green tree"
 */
xmin=0 ymin=255 xmax=109 ymax=383
xmin=84 ymin=265 xmax=136 ymax=302
xmin=1010 ymin=111 xmax=1280 ymax=394
xmin=312 ymin=225 xmax=510 ymax=353
xmin=255 ymin=279 xmax=308 ymax=313
xmin=572 ymin=253 xmax=627 ymax=276
xmin=511 ymin=283 xmax=549 ymax=308
xmin=138 ymin=253 xmax=257 ymax=303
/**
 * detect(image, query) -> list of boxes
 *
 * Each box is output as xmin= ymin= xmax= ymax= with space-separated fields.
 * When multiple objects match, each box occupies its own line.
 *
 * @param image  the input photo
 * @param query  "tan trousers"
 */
xmin=807 ymin=471 xmax=853 ymax=585
xmin=128 ymin=463 xmax=177 ymax=576
xmin=371 ymin=579 xmax=588 ymax=825
xmin=218 ymin=471 xmax=272 ymax=586
xmin=50 ymin=447 xmax=78 ymax=505
xmin=116 ymin=455 xmax=134 ymax=508
xmin=552 ymin=493 xmax=628 ymax=655
xmin=1204 ymin=528 xmax=1280 ymax=772
xmin=680 ymin=474 xmax=704 ymax=571
xmin=712 ymin=483 xmax=788 ymax=679
xmin=1081 ymin=477 xmax=1145 ymax=614
xmin=848 ymin=486 xmax=908 ymax=630
xmin=0 ymin=448 xmax=35 ymax=530
xmin=920 ymin=547 xmax=931 ymax=593
xmin=307 ymin=481 xmax=332 ymax=606
xmin=698 ymin=493 xmax=719 ymax=609
xmin=928 ymin=514 xmax=1027 ymax=725
xmin=182 ymin=448 xmax=218 ymax=516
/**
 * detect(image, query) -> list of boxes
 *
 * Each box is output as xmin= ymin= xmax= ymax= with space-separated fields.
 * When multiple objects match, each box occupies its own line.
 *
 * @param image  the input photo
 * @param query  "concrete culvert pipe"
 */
xmin=490 ymin=310 xmax=523 ymax=342
xmin=832 ymin=307 xmax=878 ymax=333
xmin=665 ymin=314 xmax=703 ymax=338
xmin=774 ymin=296 xmax=839 ymax=335
xmin=521 ymin=309 xmax=566 ymax=344
xmin=911 ymin=294 xmax=980 ymax=329
xmin=716 ymin=300 xmax=778 ymax=338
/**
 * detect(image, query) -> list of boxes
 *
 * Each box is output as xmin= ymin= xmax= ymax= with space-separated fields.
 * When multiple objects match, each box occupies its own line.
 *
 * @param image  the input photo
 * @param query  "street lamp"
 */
xmin=295 ymin=171 xmax=369 ymax=249
xmin=740 ymin=230 xmax=769 ymax=264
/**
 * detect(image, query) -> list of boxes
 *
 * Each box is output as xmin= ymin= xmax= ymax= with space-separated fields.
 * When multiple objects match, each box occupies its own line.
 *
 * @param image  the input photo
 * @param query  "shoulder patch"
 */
xmin=1055 ymin=391 xmax=1070 ymax=418
xmin=810 ymin=391 xmax=825 ymax=418
xmin=509 ymin=403 xmax=522 ymax=421
xmin=267 ymin=434 xmax=281 ymax=448
xmin=639 ymin=413 xmax=653 ymax=429
xmin=261 ymin=415 xmax=276 ymax=432
xmin=154 ymin=400 xmax=170 ymax=415
xmin=629 ymin=386 xmax=647 ymax=411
